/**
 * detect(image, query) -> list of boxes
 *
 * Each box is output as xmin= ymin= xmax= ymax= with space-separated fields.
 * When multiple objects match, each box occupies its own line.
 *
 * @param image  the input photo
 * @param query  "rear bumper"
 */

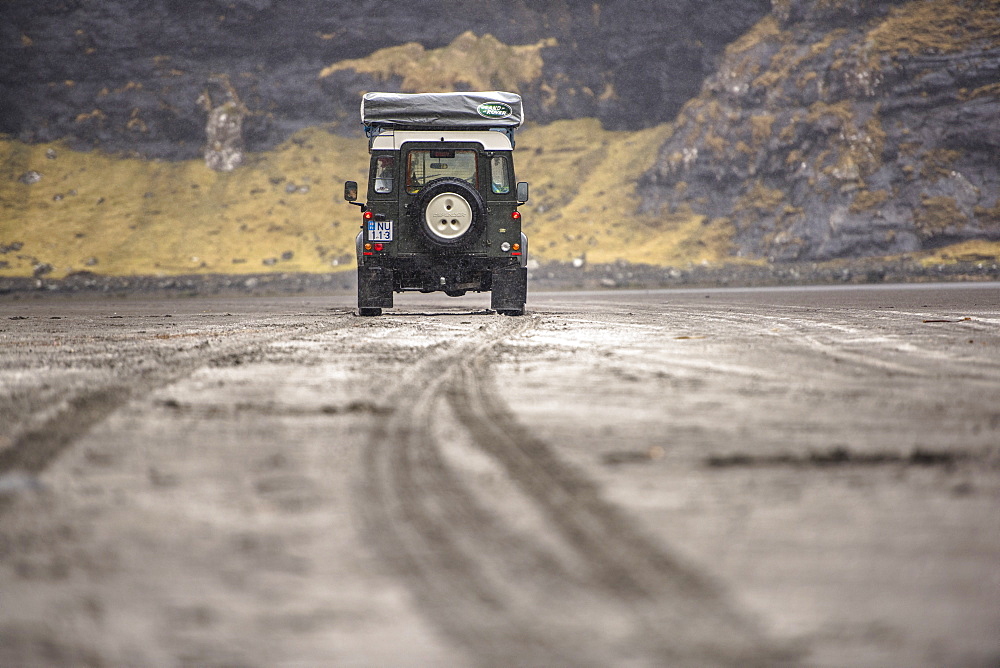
xmin=366 ymin=254 xmax=522 ymax=293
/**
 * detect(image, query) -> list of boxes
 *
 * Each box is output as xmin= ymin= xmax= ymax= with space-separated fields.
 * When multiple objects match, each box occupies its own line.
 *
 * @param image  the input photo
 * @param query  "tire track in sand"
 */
xmin=0 ymin=317 xmax=354 ymax=482
xmin=358 ymin=315 xmax=793 ymax=668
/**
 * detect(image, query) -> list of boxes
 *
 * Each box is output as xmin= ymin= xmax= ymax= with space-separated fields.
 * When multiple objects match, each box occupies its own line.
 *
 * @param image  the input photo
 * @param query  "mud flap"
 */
xmin=491 ymin=266 xmax=527 ymax=314
xmin=358 ymin=266 xmax=394 ymax=309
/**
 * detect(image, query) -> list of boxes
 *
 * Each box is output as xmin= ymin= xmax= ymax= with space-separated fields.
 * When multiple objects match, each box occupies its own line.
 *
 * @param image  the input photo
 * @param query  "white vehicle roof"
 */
xmin=370 ymin=129 xmax=514 ymax=151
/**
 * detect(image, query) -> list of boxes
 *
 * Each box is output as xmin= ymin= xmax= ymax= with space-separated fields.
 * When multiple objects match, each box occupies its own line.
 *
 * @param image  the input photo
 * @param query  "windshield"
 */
xmin=405 ymin=149 xmax=478 ymax=194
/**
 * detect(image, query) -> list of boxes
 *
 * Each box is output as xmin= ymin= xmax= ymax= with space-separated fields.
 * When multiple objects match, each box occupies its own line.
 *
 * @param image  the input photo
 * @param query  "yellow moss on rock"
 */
xmin=804 ymin=101 xmax=886 ymax=181
xmin=915 ymin=195 xmax=967 ymax=235
xmin=702 ymin=132 xmax=727 ymax=155
xmin=1 ymin=113 xmax=758 ymax=277
xmin=920 ymin=148 xmax=963 ymax=180
xmin=973 ymin=201 xmax=1000 ymax=226
xmin=511 ymin=119 xmax=745 ymax=267
xmin=318 ymin=31 xmax=556 ymax=93
xmin=734 ymin=181 xmax=786 ymax=217
xmin=805 ymin=100 xmax=854 ymax=126
xmin=915 ymin=239 xmax=1000 ymax=266
xmin=725 ymin=15 xmax=784 ymax=56
xmin=850 ymin=189 xmax=890 ymax=213
xmin=809 ymin=28 xmax=849 ymax=57
xmin=960 ymin=83 xmax=1000 ymax=101
xmin=868 ymin=0 xmax=1000 ymax=58
xmin=0 ymin=128 xmax=368 ymax=278
xmin=752 ymin=42 xmax=802 ymax=90
xmin=750 ymin=114 xmax=775 ymax=146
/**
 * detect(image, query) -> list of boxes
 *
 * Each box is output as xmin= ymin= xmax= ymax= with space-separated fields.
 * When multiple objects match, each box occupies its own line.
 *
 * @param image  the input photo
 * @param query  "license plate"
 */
xmin=367 ymin=220 xmax=393 ymax=242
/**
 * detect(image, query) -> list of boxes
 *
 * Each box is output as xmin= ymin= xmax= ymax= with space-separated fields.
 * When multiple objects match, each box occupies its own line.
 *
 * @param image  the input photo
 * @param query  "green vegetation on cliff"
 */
xmin=0 ymin=129 xmax=366 ymax=277
xmin=1 ymin=119 xmax=740 ymax=278
xmin=4 ymin=3 xmax=1000 ymax=280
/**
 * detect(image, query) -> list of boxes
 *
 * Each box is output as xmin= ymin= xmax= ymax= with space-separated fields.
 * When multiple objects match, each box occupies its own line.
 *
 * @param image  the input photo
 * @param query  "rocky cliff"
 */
xmin=638 ymin=0 xmax=1000 ymax=261
xmin=1 ymin=0 xmax=766 ymax=158
xmin=2 ymin=0 xmax=999 ymax=276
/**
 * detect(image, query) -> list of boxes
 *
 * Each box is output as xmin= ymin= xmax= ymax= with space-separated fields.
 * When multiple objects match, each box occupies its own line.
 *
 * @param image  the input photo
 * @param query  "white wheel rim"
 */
xmin=424 ymin=192 xmax=473 ymax=240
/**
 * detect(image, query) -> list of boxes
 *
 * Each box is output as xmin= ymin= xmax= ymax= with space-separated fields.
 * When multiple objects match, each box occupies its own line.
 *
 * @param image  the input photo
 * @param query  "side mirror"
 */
xmin=344 ymin=181 xmax=358 ymax=202
xmin=516 ymin=181 xmax=529 ymax=203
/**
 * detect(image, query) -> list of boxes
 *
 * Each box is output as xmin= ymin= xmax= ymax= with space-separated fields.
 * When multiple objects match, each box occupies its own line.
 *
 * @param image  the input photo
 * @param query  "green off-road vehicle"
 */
xmin=344 ymin=91 xmax=529 ymax=316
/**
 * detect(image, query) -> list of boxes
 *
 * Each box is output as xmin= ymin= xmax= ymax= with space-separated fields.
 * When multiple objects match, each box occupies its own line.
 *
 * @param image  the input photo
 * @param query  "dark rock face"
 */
xmin=0 ymin=0 xmax=767 ymax=159
xmin=638 ymin=0 xmax=1000 ymax=261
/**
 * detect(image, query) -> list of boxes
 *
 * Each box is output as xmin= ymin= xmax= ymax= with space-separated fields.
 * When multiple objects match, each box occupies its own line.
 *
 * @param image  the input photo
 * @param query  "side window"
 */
xmin=490 ymin=155 xmax=510 ymax=194
xmin=374 ymin=156 xmax=394 ymax=194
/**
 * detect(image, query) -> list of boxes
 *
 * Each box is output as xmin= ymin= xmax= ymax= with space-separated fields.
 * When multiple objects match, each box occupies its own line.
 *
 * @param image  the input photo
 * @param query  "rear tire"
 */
xmin=358 ymin=266 xmax=393 ymax=312
xmin=490 ymin=266 xmax=527 ymax=315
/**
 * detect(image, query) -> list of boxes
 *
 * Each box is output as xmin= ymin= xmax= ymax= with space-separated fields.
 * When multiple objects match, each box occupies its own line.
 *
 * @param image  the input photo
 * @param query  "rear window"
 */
xmin=405 ymin=149 xmax=478 ymax=194
xmin=490 ymin=155 xmax=510 ymax=194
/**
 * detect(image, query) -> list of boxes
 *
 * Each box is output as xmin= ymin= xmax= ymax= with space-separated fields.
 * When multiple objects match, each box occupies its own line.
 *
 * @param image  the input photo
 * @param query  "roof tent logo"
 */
xmin=477 ymin=101 xmax=513 ymax=119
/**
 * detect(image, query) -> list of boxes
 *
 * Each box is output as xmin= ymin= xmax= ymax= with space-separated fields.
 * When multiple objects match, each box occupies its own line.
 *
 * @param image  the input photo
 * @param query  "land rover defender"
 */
xmin=344 ymin=91 xmax=529 ymax=316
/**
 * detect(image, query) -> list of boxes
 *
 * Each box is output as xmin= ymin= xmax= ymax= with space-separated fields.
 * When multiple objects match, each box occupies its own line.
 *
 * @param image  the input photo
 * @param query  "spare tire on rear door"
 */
xmin=410 ymin=177 xmax=486 ymax=248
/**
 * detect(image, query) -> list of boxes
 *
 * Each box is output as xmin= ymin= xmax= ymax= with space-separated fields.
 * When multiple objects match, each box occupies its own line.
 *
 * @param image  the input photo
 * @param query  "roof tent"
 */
xmin=361 ymin=91 xmax=524 ymax=143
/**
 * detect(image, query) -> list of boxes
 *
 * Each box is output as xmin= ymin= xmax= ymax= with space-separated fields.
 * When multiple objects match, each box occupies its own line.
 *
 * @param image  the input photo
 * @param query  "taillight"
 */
xmin=373 ymin=243 xmax=384 ymax=252
xmin=511 ymin=211 xmax=521 ymax=220
xmin=363 ymin=210 xmax=374 ymax=221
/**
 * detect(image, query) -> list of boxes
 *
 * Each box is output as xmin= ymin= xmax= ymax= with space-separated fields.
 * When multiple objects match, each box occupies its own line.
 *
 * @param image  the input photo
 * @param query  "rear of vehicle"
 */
xmin=344 ymin=92 xmax=529 ymax=316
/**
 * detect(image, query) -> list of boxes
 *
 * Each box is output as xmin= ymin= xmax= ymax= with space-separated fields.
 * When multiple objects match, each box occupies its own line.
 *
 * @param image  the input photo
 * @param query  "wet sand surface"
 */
xmin=1 ymin=284 xmax=998 ymax=667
